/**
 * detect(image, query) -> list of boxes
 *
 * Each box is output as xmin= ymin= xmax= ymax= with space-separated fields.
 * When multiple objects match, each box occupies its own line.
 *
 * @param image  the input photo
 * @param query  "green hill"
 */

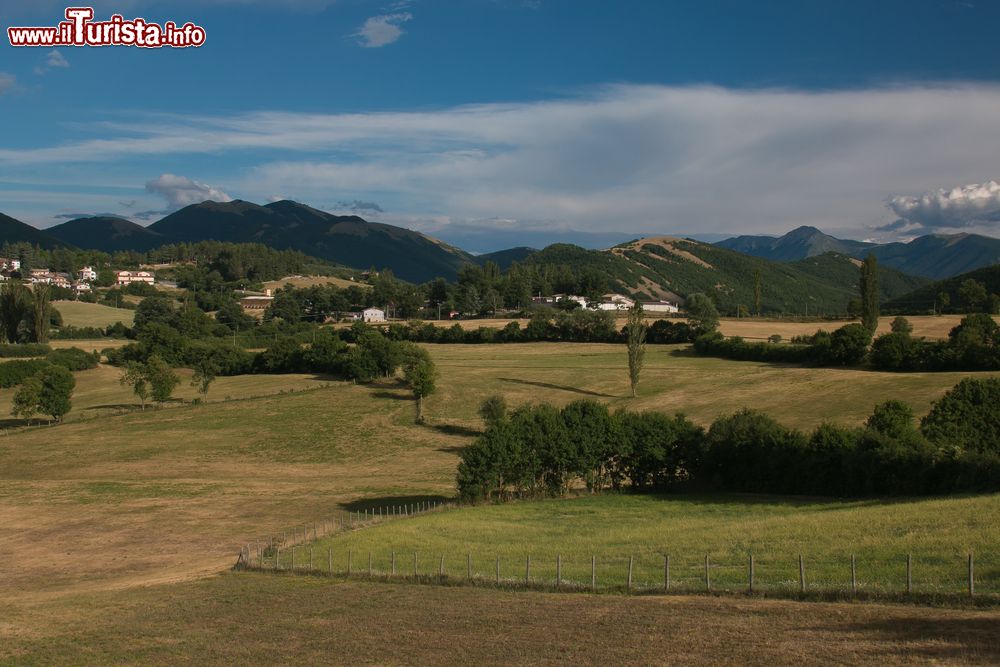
xmin=0 ymin=212 xmax=67 ymax=249
xmin=884 ymin=264 xmax=1000 ymax=313
xmin=47 ymin=216 xmax=168 ymax=252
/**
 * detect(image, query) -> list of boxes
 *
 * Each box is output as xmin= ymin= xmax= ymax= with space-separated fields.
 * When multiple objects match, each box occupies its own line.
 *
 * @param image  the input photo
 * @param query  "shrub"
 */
xmin=0 ymin=359 xmax=53 ymax=388
xmin=46 ymin=347 xmax=99 ymax=372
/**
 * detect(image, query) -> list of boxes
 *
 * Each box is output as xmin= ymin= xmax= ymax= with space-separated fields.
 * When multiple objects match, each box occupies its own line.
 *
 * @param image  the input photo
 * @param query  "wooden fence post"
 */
xmin=348 ymin=549 xmax=353 ymax=575
xmin=798 ymin=555 xmax=805 ymax=593
xmin=439 ymin=554 xmax=445 ymax=578
xmin=309 ymin=547 xmax=313 ymax=570
xmin=556 ymin=554 xmax=561 ymax=589
xmin=592 ymin=555 xmax=597 ymax=592
xmin=391 ymin=551 xmax=396 ymax=576
xmin=749 ymin=554 xmax=754 ymax=593
xmin=275 ymin=547 xmax=280 ymax=570
xmin=468 ymin=553 xmax=472 ymax=580
xmin=969 ymin=553 xmax=975 ymax=598
xmin=368 ymin=551 xmax=372 ymax=577
xmin=414 ymin=551 xmax=418 ymax=577
xmin=525 ymin=555 xmax=531 ymax=585
xmin=664 ymin=554 xmax=670 ymax=592
xmin=328 ymin=547 xmax=333 ymax=573
xmin=496 ymin=555 xmax=501 ymax=584
xmin=851 ymin=554 xmax=856 ymax=593
xmin=627 ymin=556 xmax=634 ymax=593
xmin=705 ymin=555 xmax=710 ymax=591
xmin=291 ymin=546 xmax=296 ymax=570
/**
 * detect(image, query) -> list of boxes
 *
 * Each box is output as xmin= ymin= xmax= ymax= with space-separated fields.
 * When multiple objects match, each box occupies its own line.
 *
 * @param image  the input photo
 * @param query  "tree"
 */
xmin=890 ymin=316 xmax=913 ymax=335
xmin=866 ymin=400 xmax=915 ymax=440
xmin=401 ymin=347 xmax=437 ymax=424
xmin=685 ymin=293 xmax=719 ymax=335
xmin=11 ymin=375 xmax=42 ymax=423
xmin=958 ymin=279 xmax=988 ymax=313
xmin=625 ymin=303 xmax=647 ymax=398
xmin=936 ymin=291 xmax=950 ymax=315
xmin=146 ymin=355 xmax=180 ymax=405
xmin=35 ymin=365 xmax=74 ymax=421
xmin=0 ymin=282 xmax=31 ymax=343
xmin=190 ymin=356 xmax=219 ymax=399
xmin=30 ymin=284 xmax=51 ymax=343
xmin=859 ymin=254 xmax=879 ymax=335
xmin=120 ymin=362 xmax=151 ymax=410
xmin=921 ymin=378 xmax=1000 ymax=454
xmin=753 ymin=268 xmax=763 ymax=316
xmin=478 ymin=394 xmax=508 ymax=428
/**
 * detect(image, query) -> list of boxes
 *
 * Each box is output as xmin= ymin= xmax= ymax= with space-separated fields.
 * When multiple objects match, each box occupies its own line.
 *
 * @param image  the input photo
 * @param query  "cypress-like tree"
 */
xmin=859 ymin=254 xmax=879 ymax=334
xmin=0 ymin=283 xmax=31 ymax=343
xmin=625 ymin=303 xmax=647 ymax=398
xmin=31 ymin=284 xmax=51 ymax=344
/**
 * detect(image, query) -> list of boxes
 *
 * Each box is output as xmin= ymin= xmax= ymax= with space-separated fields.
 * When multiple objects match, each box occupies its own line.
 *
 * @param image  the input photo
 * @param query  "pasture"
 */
xmin=2 ymin=341 xmax=999 ymax=663
xmin=53 ymin=300 xmax=135 ymax=328
xmin=263 ymin=275 xmax=369 ymax=291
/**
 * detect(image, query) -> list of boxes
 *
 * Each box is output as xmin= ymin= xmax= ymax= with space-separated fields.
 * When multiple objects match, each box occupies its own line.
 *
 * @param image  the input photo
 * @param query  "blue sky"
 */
xmin=2 ymin=0 xmax=1000 ymax=252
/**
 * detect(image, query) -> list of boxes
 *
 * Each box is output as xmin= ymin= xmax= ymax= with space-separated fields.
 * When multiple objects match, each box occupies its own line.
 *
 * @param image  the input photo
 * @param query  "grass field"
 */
xmin=263 ymin=275 xmax=370 ymax=291
xmin=293 ymin=494 xmax=1000 ymax=596
xmin=53 ymin=300 xmax=135 ymax=328
xmin=3 ymin=341 xmax=1000 ymax=663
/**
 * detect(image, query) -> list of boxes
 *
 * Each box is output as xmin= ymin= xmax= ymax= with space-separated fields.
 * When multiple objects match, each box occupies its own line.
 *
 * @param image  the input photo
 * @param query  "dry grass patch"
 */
xmin=52 ymin=300 xmax=134 ymax=328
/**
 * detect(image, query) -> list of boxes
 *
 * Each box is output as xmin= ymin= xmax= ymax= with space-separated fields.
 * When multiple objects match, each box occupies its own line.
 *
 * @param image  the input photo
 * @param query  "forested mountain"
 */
xmin=716 ymin=225 xmax=1000 ymax=280
xmin=0 ymin=213 xmax=66 ymax=249
xmin=47 ymin=216 xmax=167 ymax=252
xmin=884 ymin=264 xmax=1000 ymax=314
xmin=147 ymin=200 xmax=473 ymax=282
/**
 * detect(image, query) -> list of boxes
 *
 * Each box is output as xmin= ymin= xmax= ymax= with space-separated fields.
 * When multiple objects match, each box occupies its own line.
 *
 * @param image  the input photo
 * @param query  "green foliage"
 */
xmin=870 ymin=314 xmax=1000 ymax=372
xmin=958 ymin=278 xmax=989 ymax=313
xmin=0 ymin=283 xmax=31 ymax=343
xmin=46 ymin=347 xmax=100 ymax=371
xmin=890 ymin=316 xmax=913 ymax=334
xmin=921 ymin=378 xmax=1000 ymax=455
xmin=685 ymin=293 xmax=720 ymax=335
xmin=11 ymin=376 xmax=42 ymax=421
xmin=35 ymin=364 xmax=75 ymax=421
xmin=146 ymin=355 xmax=180 ymax=404
xmin=625 ymin=304 xmax=646 ymax=398
xmin=0 ymin=359 xmax=53 ymax=388
xmin=30 ymin=284 xmax=52 ymax=343
xmin=884 ymin=264 xmax=1000 ymax=314
xmin=477 ymin=394 xmax=508 ymax=428
xmin=400 ymin=344 xmax=437 ymax=423
xmin=190 ymin=356 xmax=219 ymax=398
xmin=826 ymin=323 xmax=872 ymax=366
xmin=693 ymin=323 xmax=871 ymax=366
xmin=860 ymin=254 xmax=879 ymax=334
xmin=865 ymin=400 xmax=916 ymax=440
xmin=0 ymin=343 xmax=52 ymax=358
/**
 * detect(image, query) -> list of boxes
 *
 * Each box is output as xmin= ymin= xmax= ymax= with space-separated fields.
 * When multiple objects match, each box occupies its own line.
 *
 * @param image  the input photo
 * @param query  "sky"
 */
xmin=1 ymin=0 xmax=1000 ymax=253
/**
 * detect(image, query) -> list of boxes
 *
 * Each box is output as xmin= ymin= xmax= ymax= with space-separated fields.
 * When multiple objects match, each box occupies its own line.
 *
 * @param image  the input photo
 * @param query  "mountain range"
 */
xmin=0 ymin=203 xmax=998 ymax=294
xmin=716 ymin=226 xmax=1000 ymax=280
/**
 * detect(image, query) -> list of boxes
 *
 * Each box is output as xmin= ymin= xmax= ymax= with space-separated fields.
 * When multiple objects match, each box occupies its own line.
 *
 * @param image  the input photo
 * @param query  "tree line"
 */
xmin=457 ymin=378 xmax=1000 ymax=502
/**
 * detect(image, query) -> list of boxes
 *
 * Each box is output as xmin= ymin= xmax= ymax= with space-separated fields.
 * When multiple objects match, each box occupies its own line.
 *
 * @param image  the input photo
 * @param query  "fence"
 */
xmin=233 ymin=504 xmax=997 ymax=603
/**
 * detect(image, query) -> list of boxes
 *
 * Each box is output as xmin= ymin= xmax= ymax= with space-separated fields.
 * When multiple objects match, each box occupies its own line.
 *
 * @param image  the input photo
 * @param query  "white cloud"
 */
xmin=353 ymin=12 xmax=412 ymax=47
xmin=34 ymin=49 xmax=69 ymax=76
xmin=145 ymin=173 xmax=232 ymax=209
xmin=3 ymin=84 xmax=1000 ymax=240
xmin=0 ymin=73 xmax=15 ymax=96
xmin=888 ymin=180 xmax=1000 ymax=231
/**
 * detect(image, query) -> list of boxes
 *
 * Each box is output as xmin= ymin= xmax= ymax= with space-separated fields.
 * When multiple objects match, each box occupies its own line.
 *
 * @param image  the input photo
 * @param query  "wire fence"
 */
xmin=233 ymin=504 xmax=998 ymax=603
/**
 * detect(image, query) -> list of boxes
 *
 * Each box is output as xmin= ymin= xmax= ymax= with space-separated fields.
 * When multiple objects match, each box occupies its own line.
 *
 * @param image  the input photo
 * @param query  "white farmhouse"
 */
xmin=362 ymin=307 xmax=386 ymax=323
xmin=641 ymin=300 xmax=679 ymax=314
xmin=78 ymin=266 xmax=98 ymax=282
xmin=114 ymin=270 xmax=155 ymax=286
xmin=596 ymin=293 xmax=636 ymax=311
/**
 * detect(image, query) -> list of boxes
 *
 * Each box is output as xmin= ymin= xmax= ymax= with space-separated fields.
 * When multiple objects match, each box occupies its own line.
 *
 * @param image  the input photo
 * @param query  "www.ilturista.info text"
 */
xmin=8 ymin=7 xmax=206 ymax=48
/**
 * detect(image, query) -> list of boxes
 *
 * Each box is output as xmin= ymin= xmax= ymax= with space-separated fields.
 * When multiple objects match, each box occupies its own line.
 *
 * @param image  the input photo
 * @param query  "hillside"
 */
xmin=518 ymin=238 xmax=926 ymax=315
xmin=884 ymin=264 xmax=1000 ymax=313
xmin=473 ymin=246 xmax=538 ymax=270
xmin=0 ymin=212 xmax=67 ymax=249
xmin=47 ymin=215 xmax=168 ymax=252
xmin=868 ymin=233 xmax=1000 ymax=280
xmin=717 ymin=226 xmax=1000 ymax=280
xmin=141 ymin=200 xmax=473 ymax=283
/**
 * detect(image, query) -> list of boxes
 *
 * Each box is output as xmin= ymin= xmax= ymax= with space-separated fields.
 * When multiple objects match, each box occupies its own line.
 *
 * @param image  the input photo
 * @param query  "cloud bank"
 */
xmin=145 ymin=173 xmax=232 ymax=209
xmin=4 ymin=84 xmax=1000 ymax=242
xmin=888 ymin=180 xmax=1000 ymax=232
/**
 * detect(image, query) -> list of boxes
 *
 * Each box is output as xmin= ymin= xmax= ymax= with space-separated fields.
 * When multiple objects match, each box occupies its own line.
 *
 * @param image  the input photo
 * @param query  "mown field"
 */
xmin=52 ymin=300 xmax=134 ymax=328
xmin=3 ymin=341 xmax=1000 ymax=663
xmin=263 ymin=275 xmax=369 ymax=291
xmin=293 ymin=494 xmax=999 ymax=596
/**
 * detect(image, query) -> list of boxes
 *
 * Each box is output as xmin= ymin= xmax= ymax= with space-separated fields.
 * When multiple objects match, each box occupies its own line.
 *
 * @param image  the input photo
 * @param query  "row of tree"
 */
xmin=457 ymin=378 xmax=1000 ymax=502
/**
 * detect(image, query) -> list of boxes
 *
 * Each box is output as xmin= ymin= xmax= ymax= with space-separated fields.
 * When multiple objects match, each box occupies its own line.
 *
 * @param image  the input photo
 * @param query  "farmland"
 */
xmin=2 ymin=341 xmax=1000 ymax=663
xmin=52 ymin=300 xmax=135 ymax=328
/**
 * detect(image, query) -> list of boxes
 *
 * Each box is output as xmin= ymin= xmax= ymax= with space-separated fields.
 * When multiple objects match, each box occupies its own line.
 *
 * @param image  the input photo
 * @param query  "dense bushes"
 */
xmin=46 ymin=348 xmax=100 ymax=372
xmin=694 ymin=323 xmax=872 ymax=366
xmin=0 ymin=359 xmax=53 ymax=388
xmin=457 ymin=379 xmax=1000 ymax=501
xmin=870 ymin=314 xmax=1000 ymax=371
xmin=0 ymin=343 xmax=52 ymax=358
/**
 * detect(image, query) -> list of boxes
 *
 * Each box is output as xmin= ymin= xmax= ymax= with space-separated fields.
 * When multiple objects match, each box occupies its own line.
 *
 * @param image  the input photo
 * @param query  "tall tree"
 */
xmin=753 ymin=268 xmax=763 ymax=317
xmin=31 ymin=284 xmax=51 ymax=344
xmin=625 ymin=303 xmax=647 ymax=398
xmin=402 ymin=346 xmax=437 ymax=424
xmin=685 ymin=293 xmax=720 ymax=335
xmin=859 ymin=254 xmax=879 ymax=335
xmin=0 ymin=283 xmax=31 ymax=343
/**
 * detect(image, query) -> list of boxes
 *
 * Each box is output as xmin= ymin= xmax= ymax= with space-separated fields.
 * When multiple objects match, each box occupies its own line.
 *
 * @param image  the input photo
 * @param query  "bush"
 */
xmin=0 ymin=343 xmax=51 ymax=358
xmin=921 ymin=378 xmax=1000 ymax=455
xmin=46 ymin=347 xmax=100 ymax=372
xmin=0 ymin=359 xmax=53 ymax=388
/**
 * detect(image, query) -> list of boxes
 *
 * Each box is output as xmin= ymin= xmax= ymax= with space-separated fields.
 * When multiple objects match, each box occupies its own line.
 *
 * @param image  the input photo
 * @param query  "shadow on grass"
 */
xmin=834 ymin=615 xmax=1000 ymax=662
xmin=426 ymin=422 xmax=481 ymax=438
xmin=499 ymin=377 xmax=614 ymax=398
xmin=0 ymin=417 xmax=33 ymax=429
xmin=371 ymin=390 xmax=414 ymax=401
xmin=342 ymin=494 xmax=453 ymax=512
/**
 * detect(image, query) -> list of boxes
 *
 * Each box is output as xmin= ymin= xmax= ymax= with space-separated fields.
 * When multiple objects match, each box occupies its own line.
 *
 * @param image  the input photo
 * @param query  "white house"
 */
xmin=72 ymin=281 xmax=92 ymax=293
xmin=557 ymin=294 xmax=589 ymax=308
xmin=0 ymin=258 xmax=20 ymax=271
xmin=597 ymin=293 xmax=636 ymax=311
xmin=78 ymin=266 xmax=98 ymax=282
xmin=641 ymin=300 xmax=679 ymax=314
xmin=362 ymin=307 xmax=386 ymax=323
xmin=114 ymin=270 xmax=155 ymax=286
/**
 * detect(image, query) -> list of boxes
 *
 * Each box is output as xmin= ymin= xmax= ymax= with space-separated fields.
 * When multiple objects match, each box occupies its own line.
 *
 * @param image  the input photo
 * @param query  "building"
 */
xmin=78 ymin=266 xmax=98 ymax=282
xmin=239 ymin=296 xmax=274 ymax=310
xmin=362 ymin=307 xmax=386 ymax=323
xmin=596 ymin=293 xmax=636 ymax=311
xmin=556 ymin=294 xmax=588 ymax=308
xmin=641 ymin=300 xmax=679 ymax=314
xmin=114 ymin=270 xmax=155 ymax=286
xmin=27 ymin=269 xmax=71 ymax=287
xmin=0 ymin=258 xmax=20 ymax=271
xmin=72 ymin=281 xmax=92 ymax=293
